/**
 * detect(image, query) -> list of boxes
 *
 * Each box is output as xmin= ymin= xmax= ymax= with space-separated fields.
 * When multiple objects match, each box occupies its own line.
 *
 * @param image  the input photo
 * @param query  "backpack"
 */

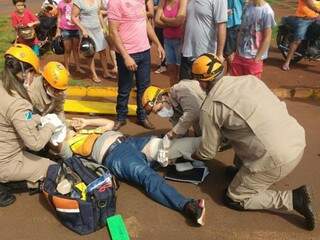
xmin=42 ymin=156 xmax=117 ymax=235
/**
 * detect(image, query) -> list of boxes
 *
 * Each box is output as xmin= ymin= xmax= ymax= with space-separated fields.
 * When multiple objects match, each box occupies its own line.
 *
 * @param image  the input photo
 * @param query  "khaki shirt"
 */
xmin=169 ymin=80 xmax=206 ymax=136
xmin=0 ymin=84 xmax=55 ymax=181
xmin=197 ymin=75 xmax=306 ymax=172
xmin=28 ymin=76 xmax=70 ymax=159
xmin=28 ymin=76 xmax=65 ymax=120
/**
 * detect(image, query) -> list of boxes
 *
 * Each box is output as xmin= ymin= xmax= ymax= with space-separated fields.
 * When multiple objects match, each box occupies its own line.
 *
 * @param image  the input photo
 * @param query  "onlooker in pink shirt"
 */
xmin=56 ymin=0 xmax=83 ymax=73
xmin=108 ymin=0 xmax=165 ymax=130
xmin=155 ymin=0 xmax=187 ymax=86
xmin=11 ymin=0 xmax=40 ymax=55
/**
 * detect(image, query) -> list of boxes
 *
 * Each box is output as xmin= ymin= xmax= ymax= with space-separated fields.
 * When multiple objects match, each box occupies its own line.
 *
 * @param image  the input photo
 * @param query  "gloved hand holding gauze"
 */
xmin=40 ymin=113 xmax=64 ymax=132
xmin=157 ymin=135 xmax=172 ymax=167
xmin=40 ymin=114 xmax=66 ymax=146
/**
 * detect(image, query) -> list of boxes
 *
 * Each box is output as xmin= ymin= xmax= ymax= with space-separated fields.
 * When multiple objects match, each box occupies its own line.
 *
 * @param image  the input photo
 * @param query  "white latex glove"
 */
xmin=50 ymin=125 xmax=67 ymax=146
xmin=162 ymin=134 xmax=172 ymax=149
xmin=41 ymin=114 xmax=64 ymax=132
xmin=157 ymin=149 xmax=169 ymax=167
xmin=156 ymin=135 xmax=172 ymax=167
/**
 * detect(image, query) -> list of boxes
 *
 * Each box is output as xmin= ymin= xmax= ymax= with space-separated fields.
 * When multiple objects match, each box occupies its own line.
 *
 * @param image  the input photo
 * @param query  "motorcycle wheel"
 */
xmin=276 ymin=28 xmax=304 ymax=64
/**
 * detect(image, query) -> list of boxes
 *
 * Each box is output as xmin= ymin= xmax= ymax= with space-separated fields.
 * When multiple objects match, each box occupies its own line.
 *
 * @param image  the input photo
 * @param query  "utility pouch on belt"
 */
xmin=43 ymin=156 xmax=117 ymax=235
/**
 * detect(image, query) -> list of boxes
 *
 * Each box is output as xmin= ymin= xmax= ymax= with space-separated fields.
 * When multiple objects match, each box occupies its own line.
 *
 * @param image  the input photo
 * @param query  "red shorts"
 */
xmin=230 ymin=54 xmax=263 ymax=79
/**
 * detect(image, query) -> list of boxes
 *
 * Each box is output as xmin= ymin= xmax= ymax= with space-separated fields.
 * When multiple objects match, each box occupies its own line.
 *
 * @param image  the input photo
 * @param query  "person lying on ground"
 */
xmin=64 ymin=117 xmax=205 ymax=226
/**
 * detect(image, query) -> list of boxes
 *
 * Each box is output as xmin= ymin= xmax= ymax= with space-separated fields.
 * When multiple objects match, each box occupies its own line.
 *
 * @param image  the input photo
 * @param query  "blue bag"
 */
xmin=43 ymin=156 xmax=117 ymax=235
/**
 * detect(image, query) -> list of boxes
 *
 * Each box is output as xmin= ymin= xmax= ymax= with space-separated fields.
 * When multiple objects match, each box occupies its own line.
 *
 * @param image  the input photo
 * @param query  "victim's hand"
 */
xmin=71 ymin=118 xmax=88 ymax=131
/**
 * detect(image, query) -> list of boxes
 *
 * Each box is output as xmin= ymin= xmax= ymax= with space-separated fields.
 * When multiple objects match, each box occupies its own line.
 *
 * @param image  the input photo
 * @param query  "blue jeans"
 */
xmin=116 ymin=50 xmax=151 ymax=121
xmin=284 ymin=16 xmax=314 ymax=41
xmin=164 ymin=38 xmax=182 ymax=65
xmin=104 ymin=136 xmax=189 ymax=211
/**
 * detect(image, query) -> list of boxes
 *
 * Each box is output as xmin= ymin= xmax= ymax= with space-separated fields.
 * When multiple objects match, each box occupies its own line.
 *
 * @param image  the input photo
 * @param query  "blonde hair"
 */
xmin=251 ymin=0 xmax=265 ymax=6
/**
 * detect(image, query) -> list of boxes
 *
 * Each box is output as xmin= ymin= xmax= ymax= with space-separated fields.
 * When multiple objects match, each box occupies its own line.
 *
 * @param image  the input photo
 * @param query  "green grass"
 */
xmin=0 ymin=16 xmax=15 ymax=71
xmin=69 ymin=78 xmax=86 ymax=86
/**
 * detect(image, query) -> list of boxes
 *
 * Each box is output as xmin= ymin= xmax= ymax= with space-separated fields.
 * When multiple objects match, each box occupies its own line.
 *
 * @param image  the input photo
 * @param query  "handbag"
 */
xmin=42 ymin=157 xmax=117 ymax=235
xmin=18 ymin=26 xmax=36 ymax=40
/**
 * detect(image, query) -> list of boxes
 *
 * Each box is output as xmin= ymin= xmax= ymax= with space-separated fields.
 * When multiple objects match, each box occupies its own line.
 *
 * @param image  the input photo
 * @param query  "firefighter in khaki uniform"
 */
xmin=191 ymin=53 xmax=316 ymax=230
xmin=142 ymin=80 xmax=206 ymax=138
xmin=28 ymin=61 xmax=67 ymax=120
xmin=0 ymin=44 xmax=62 ymax=207
xmin=27 ymin=61 xmax=72 ymax=159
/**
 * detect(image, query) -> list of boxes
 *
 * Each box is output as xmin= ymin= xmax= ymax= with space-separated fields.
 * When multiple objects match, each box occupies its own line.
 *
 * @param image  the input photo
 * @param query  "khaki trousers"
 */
xmin=227 ymin=152 xmax=303 ymax=211
xmin=3 ymin=151 xmax=54 ymax=188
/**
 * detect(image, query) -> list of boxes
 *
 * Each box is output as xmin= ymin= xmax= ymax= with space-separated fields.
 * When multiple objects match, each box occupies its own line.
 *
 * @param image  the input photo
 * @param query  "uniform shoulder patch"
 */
xmin=24 ymin=111 xmax=33 ymax=120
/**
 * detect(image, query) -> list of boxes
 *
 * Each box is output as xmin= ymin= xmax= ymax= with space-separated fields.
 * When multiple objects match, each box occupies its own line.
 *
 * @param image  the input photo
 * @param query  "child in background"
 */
xmin=56 ymin=0 xmax=83 ymax=73
xmin=155 ymin=0 xmax=187 ymax=86
xmin=231 ymin=0 xmax=276 ymax=78
xmin=224 ymin=0 xmax=245 ymax=74
xmin=154 ymin=0 xmax=167 ymax=74
xmin=101 ymin=0 xmax=118 ymax=75
xmin=11 ymin=0 xmax=40 ymax=56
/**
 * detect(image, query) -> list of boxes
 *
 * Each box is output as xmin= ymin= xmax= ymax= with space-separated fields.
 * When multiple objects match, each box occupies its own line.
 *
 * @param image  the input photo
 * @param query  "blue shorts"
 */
xmin=60 ymin=29 xmax=80 ymax=39
xmin=164 ymin=38 xmax=182 ymax=65
xmin=285 ymin=17 xmax=314 ymax=41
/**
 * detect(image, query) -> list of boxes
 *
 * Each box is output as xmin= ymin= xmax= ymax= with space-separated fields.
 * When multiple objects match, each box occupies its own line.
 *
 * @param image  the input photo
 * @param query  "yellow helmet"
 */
xmin=42 ymin=61 xmax=69 ymax=90
xmin=142 ymin=86 xmax=166 ymax=113
xmin=5 ymin=44 xmax=40 ymax=72
xmin=192 ymin=53 xmax=224 ymax=81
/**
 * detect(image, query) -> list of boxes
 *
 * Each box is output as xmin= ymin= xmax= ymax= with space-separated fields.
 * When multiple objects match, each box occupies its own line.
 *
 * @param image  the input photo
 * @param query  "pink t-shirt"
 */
xmin=58 ymin=1 xmax=78 ymax=30
xmin=163 ymin=0 xmax=183 ymax=39
xmin=107 ymin=0 xmax=150 ymax=54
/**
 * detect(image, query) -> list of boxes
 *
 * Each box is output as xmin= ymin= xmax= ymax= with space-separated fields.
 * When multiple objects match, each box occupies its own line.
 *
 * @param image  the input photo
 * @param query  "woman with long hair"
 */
xmin=0 ymin=44 xmax=60 ymax=207
xmin=72 ymin=0 xmax=116 ymax=83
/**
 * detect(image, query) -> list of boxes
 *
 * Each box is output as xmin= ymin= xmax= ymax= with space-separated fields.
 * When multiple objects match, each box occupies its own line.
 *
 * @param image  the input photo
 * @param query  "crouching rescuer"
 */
xmin=0 ymin=44 xmax=64 ymax=207
xmin=191 ymin=53 xmax=316 ymax=231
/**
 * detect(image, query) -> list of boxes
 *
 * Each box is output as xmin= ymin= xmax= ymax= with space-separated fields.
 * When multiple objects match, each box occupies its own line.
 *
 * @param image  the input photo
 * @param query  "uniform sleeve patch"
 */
xmin=24 ymin=111 xmax=33 ymax=120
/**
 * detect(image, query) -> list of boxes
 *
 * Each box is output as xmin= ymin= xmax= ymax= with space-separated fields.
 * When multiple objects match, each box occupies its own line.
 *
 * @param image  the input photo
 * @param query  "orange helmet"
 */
xmin=42 ymin=61 xmax=69 ymax=90
xmin=5 ymin=44 xmax=40 ymax=72
xmin=192 ymin=53 xmax=224 ymax=81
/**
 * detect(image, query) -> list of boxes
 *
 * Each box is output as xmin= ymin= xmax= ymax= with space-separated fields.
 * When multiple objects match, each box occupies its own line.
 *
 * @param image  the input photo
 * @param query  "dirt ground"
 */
xmin=0 ymin=1 xmax=320 ymax=240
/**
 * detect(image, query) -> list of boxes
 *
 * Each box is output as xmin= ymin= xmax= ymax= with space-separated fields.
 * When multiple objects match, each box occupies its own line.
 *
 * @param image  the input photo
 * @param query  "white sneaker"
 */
xmin=155 ymin=66 xmax=167 ymax=74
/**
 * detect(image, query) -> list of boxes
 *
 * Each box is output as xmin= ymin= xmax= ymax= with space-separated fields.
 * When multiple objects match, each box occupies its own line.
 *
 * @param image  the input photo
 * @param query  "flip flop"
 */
xmin=92 ymin=77 xmax=102 ymax=83
xmin=103 ymin=73 xmax=117 ymax=79
xmin=281 ymin=64 xmax=290 ymax=71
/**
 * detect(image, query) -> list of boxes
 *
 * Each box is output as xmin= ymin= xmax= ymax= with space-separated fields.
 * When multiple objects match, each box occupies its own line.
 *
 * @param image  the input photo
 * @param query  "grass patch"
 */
xmin=266 ymin=0 xmax=279 ymax=4
xmin=0 ymin=16 xmax=15 ymax=72
xmin=69 ymin=78 xmax=86 ymax=86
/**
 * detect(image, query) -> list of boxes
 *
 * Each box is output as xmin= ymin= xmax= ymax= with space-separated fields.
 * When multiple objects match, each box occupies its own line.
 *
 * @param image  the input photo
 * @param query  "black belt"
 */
xmin=102 ymin=136 xmax=128 ymax=163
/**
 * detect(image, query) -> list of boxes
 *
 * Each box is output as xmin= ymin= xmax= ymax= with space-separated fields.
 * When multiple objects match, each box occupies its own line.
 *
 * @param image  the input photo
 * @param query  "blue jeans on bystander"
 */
xmin=116 ymin=50 xmax=151 ymax=121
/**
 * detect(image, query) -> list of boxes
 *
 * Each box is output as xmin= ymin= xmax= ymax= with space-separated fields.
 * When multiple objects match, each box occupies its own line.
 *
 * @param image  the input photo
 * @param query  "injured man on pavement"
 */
xmin=58 ymin=117 xmax=206 ymax=226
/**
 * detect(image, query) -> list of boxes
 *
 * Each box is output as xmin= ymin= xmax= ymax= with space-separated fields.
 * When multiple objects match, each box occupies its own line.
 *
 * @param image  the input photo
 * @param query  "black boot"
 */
xmin=3 ymin=181 xmax=29 ymax=194
xmin=0 ymin=184 xmax=16 ymax=207
xmin=225 ymin=166 xmax=239 ymax=179
xmin=223 ymin=192 xmax=245 ymax=211
xmin=293 ymin=185 xmax=316 ymax=231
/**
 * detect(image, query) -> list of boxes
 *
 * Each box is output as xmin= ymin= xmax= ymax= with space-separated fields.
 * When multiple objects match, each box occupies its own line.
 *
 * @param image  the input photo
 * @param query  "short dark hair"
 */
xmin=12 ymin=0 xmax=26 ymax=5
